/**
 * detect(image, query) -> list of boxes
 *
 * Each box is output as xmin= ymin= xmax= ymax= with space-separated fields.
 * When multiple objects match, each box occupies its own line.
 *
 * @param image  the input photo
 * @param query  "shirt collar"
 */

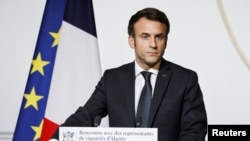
xmin=134 ymin=61 xmax=159 ymax=77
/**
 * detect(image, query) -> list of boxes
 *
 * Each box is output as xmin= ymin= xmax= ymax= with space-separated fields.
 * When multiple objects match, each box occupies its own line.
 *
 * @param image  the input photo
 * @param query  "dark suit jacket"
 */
xmin=58 ymin=59 xmax=207 ymax=141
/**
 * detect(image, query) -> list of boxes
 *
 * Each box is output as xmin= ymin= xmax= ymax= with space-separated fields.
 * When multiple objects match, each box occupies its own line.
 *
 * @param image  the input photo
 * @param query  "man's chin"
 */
xmin=145 ymin=59 xmax=161 ymax=68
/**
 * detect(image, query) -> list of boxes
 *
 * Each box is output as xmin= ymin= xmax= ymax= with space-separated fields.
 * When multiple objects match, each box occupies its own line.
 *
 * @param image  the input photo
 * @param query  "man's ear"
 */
xmin=128 ymin=36 xmax=135 ymax=48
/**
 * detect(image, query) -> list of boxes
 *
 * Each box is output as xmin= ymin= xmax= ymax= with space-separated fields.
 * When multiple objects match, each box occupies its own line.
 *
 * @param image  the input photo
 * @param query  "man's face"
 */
xmin=128 ymin=17 xmax=167 ymax=70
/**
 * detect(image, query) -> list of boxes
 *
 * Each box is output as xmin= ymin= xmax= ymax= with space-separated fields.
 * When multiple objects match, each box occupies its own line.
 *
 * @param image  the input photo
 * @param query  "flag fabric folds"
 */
xmin=13 ymin=0 xmax=102 ymax=140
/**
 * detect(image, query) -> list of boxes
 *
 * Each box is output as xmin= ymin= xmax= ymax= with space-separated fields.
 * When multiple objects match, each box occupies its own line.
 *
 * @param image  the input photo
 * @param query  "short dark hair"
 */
xmin=128 ymin=7 xmax=170 ymax=37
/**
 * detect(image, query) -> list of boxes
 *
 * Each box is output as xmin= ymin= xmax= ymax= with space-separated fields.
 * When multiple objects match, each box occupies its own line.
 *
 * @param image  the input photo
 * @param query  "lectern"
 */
xmin=59 ymin=127 xmax=157 ymax=141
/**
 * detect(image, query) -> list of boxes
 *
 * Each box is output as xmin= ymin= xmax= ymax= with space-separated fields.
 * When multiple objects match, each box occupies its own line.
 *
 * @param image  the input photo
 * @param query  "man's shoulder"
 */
xmin=107 ymin=62 xmax=134 ymax=72
xmin=162 ymin=60 xmax=200 ymax=83
xmin=162 ymin=59 xmax=197 ymax=75
xmin=102 ymin=62 xmax=134 ymax=77
xmin=100 ymin=62 xmax=135 ymax=81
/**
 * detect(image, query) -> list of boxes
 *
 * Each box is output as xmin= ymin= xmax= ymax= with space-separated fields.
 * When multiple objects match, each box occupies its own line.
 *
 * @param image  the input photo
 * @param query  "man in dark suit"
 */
xmin=52 ymin=7 xmax=207 ymax=141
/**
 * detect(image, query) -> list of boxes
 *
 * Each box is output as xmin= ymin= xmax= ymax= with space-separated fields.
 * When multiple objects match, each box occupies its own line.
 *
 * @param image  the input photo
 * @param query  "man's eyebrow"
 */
xmin=139 ymin=32 xmax=166 ymax=37
xmin=139 ymin=32 xmax=165 ymax=36
xmin=156 ymin=33 xmax=165 ymax=36
xmin=140 ymin=32 xmax=150 ymax=35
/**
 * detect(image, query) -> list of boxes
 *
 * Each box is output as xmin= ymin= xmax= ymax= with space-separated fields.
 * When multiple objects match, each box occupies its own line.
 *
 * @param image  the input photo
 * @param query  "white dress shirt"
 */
xmin=134 ymin=61 xmax=159 ymax=114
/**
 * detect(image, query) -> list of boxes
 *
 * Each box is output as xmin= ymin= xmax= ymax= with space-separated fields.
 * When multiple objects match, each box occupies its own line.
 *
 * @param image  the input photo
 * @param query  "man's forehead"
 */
xmin=134 ymin=18 xmax=167 ymax=33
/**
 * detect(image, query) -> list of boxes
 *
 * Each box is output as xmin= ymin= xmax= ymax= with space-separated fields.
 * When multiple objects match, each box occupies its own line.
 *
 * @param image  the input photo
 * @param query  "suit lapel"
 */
xmin=148 ymin=60 xmax=172 ymax=126
xmin=123 ymin=62 xmax=136 ymax=126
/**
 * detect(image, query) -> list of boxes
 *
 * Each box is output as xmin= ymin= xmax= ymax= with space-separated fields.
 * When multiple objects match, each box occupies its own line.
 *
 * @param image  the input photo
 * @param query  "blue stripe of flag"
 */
xmin=64 ymin=0 xmax=97 ymax=37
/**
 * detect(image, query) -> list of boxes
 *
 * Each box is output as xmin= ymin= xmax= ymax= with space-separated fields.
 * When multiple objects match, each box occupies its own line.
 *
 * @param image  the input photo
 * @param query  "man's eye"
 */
xmin=156 ymin=35 xmax=164 ymax=40
xmin=140 ymin=35 xmax=149 ymax=40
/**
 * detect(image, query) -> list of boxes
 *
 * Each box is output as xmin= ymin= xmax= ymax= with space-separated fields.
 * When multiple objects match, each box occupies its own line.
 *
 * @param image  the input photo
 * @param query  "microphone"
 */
xmin=135 ymin=116 xmax=142 ymax=127
xmin=94 ymin=116 xmax=102 ymax=127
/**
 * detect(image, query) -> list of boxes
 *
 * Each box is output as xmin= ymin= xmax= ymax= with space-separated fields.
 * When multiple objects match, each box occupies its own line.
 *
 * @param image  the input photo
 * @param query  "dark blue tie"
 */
xmin=137 ymin=71 xmax=152 ymax=127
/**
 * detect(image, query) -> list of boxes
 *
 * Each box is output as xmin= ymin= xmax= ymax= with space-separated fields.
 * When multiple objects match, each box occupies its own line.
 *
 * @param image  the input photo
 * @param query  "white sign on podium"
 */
xmin=59 ymin=127 xmax=157 ymax=141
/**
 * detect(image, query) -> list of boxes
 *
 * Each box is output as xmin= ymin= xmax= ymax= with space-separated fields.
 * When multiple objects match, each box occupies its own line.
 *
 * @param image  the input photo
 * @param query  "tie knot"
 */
xmin=141 ymin=71 xmax=152 ymax=81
